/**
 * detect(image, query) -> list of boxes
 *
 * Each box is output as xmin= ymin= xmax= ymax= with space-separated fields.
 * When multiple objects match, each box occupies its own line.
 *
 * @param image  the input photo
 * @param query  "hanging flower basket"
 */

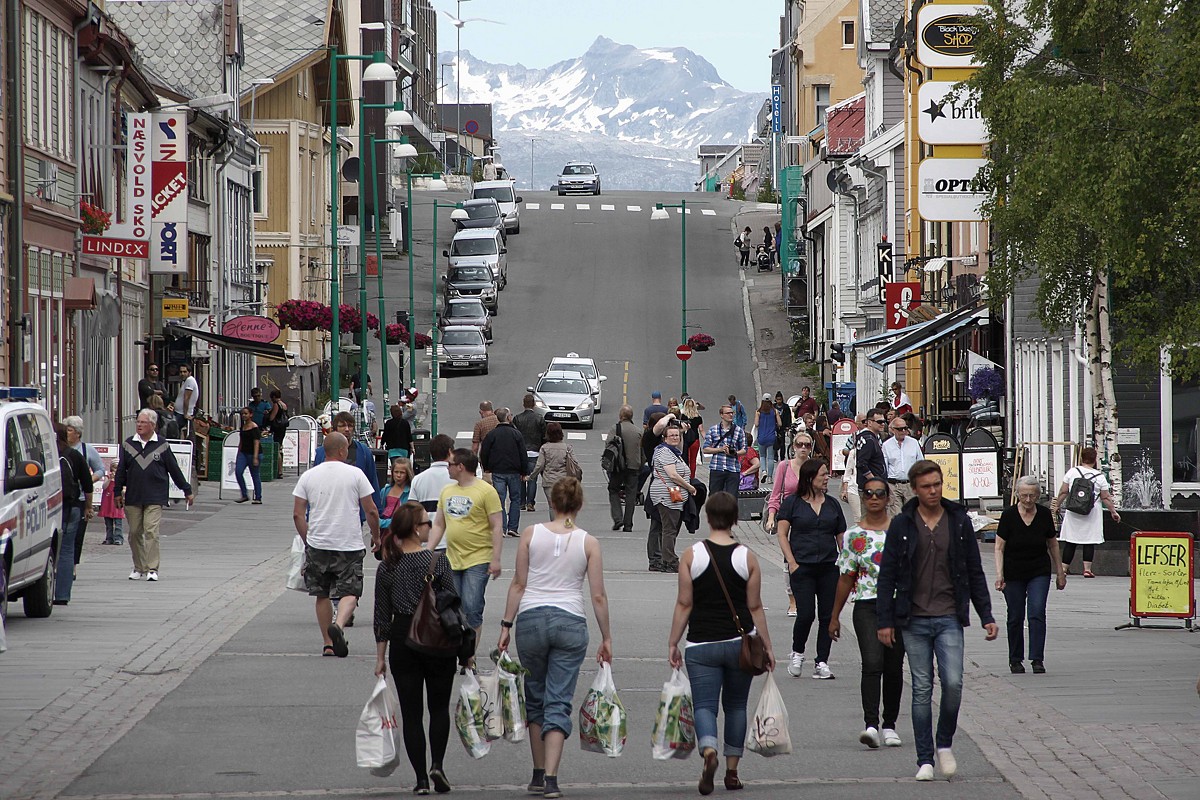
xmin=414 ymin=332 xmax=432 ymax=350
xmin=688 ymin=333 xmax=716 ymax=351
xmin=374 ymin=322 xmax=410 ymax=345
xmin=276 ymin=299 xmax=330 ymax=331
xmin=79 ymin=200 xmax=112 ymax=235
xmin=969 ymin=366 xmax=1004 ymax=401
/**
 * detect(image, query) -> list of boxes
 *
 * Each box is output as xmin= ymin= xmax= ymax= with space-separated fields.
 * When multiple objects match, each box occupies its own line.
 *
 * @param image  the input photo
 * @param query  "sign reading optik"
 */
xmin=150 ymin=113 xmax=188 ymax=274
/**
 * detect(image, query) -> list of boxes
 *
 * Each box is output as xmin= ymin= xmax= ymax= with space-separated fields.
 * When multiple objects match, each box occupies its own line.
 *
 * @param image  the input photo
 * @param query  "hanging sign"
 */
xmin=885 ymin=282 xmax=922 ymax=330
xmin=149 ymin=112 xmax=189 ymax=274
xmin=918 ymin=81 xmax=988 ymax=145
xmin=917 ymin=4 xmax=986 ymax=68
xmin=1129 ymin=532 xmax=1194 ymax=619
xmin=918 ymin=158 xmax=987 ymax=222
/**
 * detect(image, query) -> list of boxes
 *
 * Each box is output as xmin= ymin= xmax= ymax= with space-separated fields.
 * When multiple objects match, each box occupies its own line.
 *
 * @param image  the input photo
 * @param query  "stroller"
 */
xmin=755 ymin=245 xmax=773 ymax=272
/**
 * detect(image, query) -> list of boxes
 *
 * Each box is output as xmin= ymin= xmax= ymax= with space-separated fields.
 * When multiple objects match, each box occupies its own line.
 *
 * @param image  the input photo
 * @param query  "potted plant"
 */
xmin=969 ymin=366 xmax=1004 ymax=400
xmin=374 ymin=322 xmax=410 ymax=345
xmin=79 ymin=200 xmax=112 ymax=235
xmin=414 ymin=332 xmax=433 ymax=350
xmin=688 ymin=333 xmax=716 ymax=351
xmin=276 ymin=299 xmax=330 ymax=331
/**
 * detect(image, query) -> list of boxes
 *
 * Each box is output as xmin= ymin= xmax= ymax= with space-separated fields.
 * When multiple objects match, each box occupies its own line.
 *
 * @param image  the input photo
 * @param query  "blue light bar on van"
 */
xmin=0 ymin=387 xmax=40 ymax=401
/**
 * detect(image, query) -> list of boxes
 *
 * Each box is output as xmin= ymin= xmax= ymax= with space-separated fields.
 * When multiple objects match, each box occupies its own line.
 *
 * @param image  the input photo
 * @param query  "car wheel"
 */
xmin=557 ymin=189 xmax=564 ymax=196
xmin=514 ymin=223 xmax=521 ymax=235
xmin=585 ymin=417 xmax=594 ymax=430
xmin=491 ymin=306 xmax=499 ymax=317
xmin=23 ymin=545 xmax=56 ymax=618
xmin=595 ymin=187 xmax=601 ymax=195
xmin=481 ymin=365 xmax=489 ymax=375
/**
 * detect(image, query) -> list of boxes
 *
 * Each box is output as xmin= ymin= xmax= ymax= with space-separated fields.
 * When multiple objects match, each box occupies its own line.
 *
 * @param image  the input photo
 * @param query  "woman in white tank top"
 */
xmin=496 ymin=477 xmax=612 ymax=800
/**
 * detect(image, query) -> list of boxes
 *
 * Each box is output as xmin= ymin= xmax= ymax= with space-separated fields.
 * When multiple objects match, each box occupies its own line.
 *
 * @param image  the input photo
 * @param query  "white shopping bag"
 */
xmin=455 ymin=669 xmax=491 ymax=759
xmin=478 ymin=670 xmax=504 ymax=741
xmin=745 ymin=673 xmax=792 ymax=756
xmin=579 ymin=662 xmax=627 ymax=757
xmin=495 ymin=650 xmax=528 ymax=743
xmin=356 ymin=676 xmax=401 ymax=775
xmin=286 ymin=535 xmax=307 ymax=592
xmin=651 ymin=667 xmax=695 ymax=760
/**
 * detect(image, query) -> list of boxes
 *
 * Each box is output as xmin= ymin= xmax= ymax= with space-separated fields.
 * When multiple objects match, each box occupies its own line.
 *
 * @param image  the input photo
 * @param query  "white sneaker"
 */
xmin=787 ymin=652 xmax=804 ymax=677
xmin=128 ymin=570 xmax=143 ymax=580
xmin=915 ymin=764 xmax=935 ymax=781
xmin=882 ymin=728 xmax=902 ymax=747
xmin=812 ymin=661 xmax=835 ymax=680
xmin=859 ymin=726 xmax=880 ymax=748
xmin=146 ymin=571 xmax=159 ymax=582
xmin=937 ymin=747 xmax=957 ymax=777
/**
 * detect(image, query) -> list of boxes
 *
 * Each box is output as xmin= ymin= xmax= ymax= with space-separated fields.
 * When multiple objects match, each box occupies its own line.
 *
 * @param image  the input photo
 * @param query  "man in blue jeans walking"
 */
xmin=479 ymin=407 xmax=528 ymax=537
xmin=876 ymin=459 xmax=996 ymax=782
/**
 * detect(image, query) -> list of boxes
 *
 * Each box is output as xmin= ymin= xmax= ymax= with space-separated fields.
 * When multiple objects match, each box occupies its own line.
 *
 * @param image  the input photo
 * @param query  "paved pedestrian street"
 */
xmin=1 ymin=478 xmax=1197 ymax=800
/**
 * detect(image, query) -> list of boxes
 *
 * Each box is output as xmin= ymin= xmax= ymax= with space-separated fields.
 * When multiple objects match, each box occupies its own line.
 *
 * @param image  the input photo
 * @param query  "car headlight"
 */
xmin=534 ymin=398 xmax=547 ymax=409
xmin=449 ymin=288 xmax=461 ymax=297
xmin=577 ymin=398 xmax=594 ymax=410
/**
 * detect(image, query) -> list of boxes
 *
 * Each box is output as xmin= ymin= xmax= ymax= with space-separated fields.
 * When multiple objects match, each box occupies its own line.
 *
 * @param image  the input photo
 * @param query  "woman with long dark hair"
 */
xmin=775 ymin=458 xmax=846 ymax=680
xmin=373 ymin=500 xmax=459 ymax=795
xmin=752 ymin=395 xmax=781 ymax=483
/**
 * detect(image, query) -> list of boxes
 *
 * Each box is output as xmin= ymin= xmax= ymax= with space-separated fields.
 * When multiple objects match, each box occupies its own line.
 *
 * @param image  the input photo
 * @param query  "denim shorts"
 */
xmin=515 ymin=606 xmax=589 ymax=738
xmin=451 ymin=562 xmax=491 ymax=629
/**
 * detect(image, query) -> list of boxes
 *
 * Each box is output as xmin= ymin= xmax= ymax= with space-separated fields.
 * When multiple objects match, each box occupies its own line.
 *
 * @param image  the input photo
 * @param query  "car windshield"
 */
xmin=563 ymin=165 xmax=595 ymax=176
xmin=451 ymin=240 xmax=498 ymax=257
xmin=443 ymin=330 xmax=484 ymax=346
xmin=538 ymin=378 xmax=589 ymax=395
xmin=474 ymin=186 xmax=514 ymax=203
xmin=554 ymin=362 xmax=596 ymax=379
xmin=447 ymin=302 xmax=486 ymax=318
xmin=450 ymin=265 xmax=492 ymax=281
xmin=465 ymin=204 xmax=500 ymax=220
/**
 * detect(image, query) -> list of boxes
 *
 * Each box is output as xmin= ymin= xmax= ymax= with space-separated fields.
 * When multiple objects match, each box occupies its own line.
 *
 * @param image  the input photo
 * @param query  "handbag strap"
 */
xmin=423 ymin=550 xmax=441 ymax=583
xmin=701 ymin=540 xmax=747 ymax=635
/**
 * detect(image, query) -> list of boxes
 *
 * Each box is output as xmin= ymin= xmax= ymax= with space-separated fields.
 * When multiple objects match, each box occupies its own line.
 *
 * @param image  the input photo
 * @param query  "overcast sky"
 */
xmin=433 ymin=1 xmax=781 ymax=93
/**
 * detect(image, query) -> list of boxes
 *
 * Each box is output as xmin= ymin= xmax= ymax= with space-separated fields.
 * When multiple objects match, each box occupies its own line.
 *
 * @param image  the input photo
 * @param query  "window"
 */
xmin=815 ymin=85 xmax=831 ymax=126
xmin=842 ymin=21 xmax=855 ymax=48
xmin=253 ymin=148 xmax=268 ymax=216
xmin=1172 ymin=375 xmax=1200 ymax=483
xmin=22 ymin=10 xmax=71 ymax=158
xmin=188 ymin=138 xmax=210 ymax=202
xmin=309 ymin=154 xmax=317 ymax=224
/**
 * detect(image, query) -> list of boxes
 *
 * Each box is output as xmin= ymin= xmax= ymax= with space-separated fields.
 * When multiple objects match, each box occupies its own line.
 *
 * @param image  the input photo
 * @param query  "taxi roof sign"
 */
xmin=0 ymin=387 xmax=40 ymax=401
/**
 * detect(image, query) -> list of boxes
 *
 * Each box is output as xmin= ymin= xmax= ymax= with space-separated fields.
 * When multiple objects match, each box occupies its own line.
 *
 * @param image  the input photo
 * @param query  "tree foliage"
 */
xmin=966 ymin=0 xmax=1200 ymax=375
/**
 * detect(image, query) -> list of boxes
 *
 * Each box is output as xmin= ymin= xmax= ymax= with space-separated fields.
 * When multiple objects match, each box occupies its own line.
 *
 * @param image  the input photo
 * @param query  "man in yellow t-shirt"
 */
xmin=428 ymin=448 xmax=503 ymax=650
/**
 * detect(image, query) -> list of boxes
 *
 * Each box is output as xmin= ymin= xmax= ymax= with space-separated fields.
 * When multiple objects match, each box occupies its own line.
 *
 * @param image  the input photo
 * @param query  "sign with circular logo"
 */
xmin=463 ymin=119 xmax=480 ymax=135
xmin=222 ymin=315 xmax=281 ymax=343
xmin=917 ymin=4 xmax=984 ymax=68
xmin=675 ymin=345 xmax=693 ymax=362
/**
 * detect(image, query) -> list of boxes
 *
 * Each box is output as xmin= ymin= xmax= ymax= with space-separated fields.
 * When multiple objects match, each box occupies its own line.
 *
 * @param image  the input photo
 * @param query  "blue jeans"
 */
xmin=235 ymin=452 xmax=262 ymax=500
xmin=492 ymin=472 xmax=522 ymax=533
xmin=55 ymin=506 xmax=82 ymax=602
xmin=760 ymin=441 xmax=777 ymax=478
xmin=1003 ymin=574 xmax=1051 ymax=662
xmin=904 ymin=615 xmax=965 ymax=767
xmin=515 ymin=606 xmax=589 ymax=738
xmin=523 ymin=456 xmax=538 ymax=506
xmin=451 ymin=563 xmax=491 ymax=630
xmin=685 ymin=639 xmax=753 ymax=756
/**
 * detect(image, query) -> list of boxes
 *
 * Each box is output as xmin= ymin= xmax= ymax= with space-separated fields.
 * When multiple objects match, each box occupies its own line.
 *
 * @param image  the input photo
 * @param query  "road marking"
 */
xmin=526 ymin=202 xmax=540 ymax=210
xmin=566 ymin=432 xmax=587 ymax=440
xmin=701 ymin=208 xmax=716 ymax=215
xmin=455 ymin=431 xmax=473 ymax=440
xmin=623 ymin=360 xmax=629 ymax=406
xmin=745 ymin=278 xmax=754 ymax=286
xmin=550 ymin=203 xmax=564 ymax=210
xmin=576 ymin=203 xmax=590 ymax=210
xmin=675 ymin=207 xmax=691 ymax=215
xmin=600 ymin=203 xmax=615 ymax=211
xmin=626 ymin=205 xmax=642 ymax=212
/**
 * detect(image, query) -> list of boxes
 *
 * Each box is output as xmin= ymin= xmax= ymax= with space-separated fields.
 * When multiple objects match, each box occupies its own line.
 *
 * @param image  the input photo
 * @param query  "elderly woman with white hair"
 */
xmin=994 ymin=475 xmax=1065 ymax=675
xmin=63 ymin=415 xmax=104 ymax=568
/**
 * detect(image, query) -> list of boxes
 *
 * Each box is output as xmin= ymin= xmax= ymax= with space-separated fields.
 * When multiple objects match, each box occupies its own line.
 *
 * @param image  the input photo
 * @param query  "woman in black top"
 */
xmin=775 ymin=458 xmax=846 ymax=680
xmin=668 ymin=492 xmax=774 ymax=795
xmin=374 ymin=501 xmax=459 ymax=795
xmin=234 ymin=407 xmax=262 ymax=504
xmin=995 ymin=476 xmax=1065 ymax=674
xmin=772 ymin=392 xmax=792 ymax=466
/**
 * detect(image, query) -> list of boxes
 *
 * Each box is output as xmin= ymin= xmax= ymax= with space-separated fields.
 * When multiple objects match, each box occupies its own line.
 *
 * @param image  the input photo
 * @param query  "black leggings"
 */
xmin=1060 ymin=542 xmax=1095 ymax=566
xmin=789 ymin=561 xmax=839 ymax=662
xmin=389 ymin=616 xmax=458 ymax=780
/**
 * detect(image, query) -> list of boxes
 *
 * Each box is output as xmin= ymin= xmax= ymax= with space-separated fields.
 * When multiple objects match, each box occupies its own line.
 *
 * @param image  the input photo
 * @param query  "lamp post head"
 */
xmin=385 ymin=104 xmax=413 ymax=127
xmin=650 ymin=204 xmax=670 ymax=221
xmin=450 ymin=208 xmax=468 ymax=222
xmin=362 ymin=52 xmax=397 ymax=83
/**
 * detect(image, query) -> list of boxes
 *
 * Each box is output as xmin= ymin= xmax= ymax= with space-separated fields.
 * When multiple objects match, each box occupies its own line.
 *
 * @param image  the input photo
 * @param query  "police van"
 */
xmin=0 ymin=387 xmax=63 ymax=620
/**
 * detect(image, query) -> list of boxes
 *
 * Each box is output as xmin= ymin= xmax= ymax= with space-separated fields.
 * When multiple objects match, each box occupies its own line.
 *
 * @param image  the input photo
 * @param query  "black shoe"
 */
xmin=414 ymin=778 xmax=431 ymax=795
xmin=661 ymin=563 xmax=679 ymax=573
xmin=622 ymin=526 xmax=633 ymax=532
xmin=235 ymin=496 xmax=249 ymax=503
xmin=52 ymin=600 xmax=68 ymax=606
xmin=1009 ymin=661 xmax=1025 ymax=674
xmin=612 ymin=522 xmax=622 ymax=531
xmin=430 ymin=766 xmax=451 ymax=794
xmin=1031 ymin=660 xmax=1046 ymax=674
xmin=648 ymin=564 xmax=664 ymax=572
xmin=344 ymin=612 xmax=355 ymax=628
xmin=542 ymin=776 xmax=561 ymax=799
xmin=327 ymin=623 xmax=349 ymax=657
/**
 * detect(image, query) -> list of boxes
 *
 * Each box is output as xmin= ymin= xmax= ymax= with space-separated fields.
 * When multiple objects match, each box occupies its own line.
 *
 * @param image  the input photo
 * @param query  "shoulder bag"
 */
xmin=406 ymin=553 xmax=470 ymax=657
xmin=703 ymin=541 xmax=768 ymax=676
xmin=564 ymin=445 xmax=584 ymax=480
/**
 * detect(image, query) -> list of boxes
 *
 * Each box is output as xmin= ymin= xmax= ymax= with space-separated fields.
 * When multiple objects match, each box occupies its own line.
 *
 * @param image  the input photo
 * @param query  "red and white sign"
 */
xmin=675 ymin=345 xmax=692 ymax=361
xmin=222 ymin=315 xmax=281 ymax=343
xmin=150 ymin=112 xmax=188 ymax=274
xmin=82 ymin=235 xmax=149 ymax=259
xmin=885 ymin=282 xmax=923 ymax=330
xmin=119 ymin=112 xmax=152 ymax=241
xmin=830 ymin=418 xmax=858 ymax=473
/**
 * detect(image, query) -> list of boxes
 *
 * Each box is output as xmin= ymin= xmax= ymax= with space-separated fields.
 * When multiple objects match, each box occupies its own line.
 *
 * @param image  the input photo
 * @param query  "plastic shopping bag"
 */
xmin=579 ymin=662 xmax=627 ymax=757
xmin=494 ymin=650 xmax=528 ymax=743
xmin=651 ymin=667 xmax=695 ymax=760
xmin=286 ymin=535 xmax=306 ymax=592
xmin=477 ymin=670 xmax=504 ymax=742
xmin=454 ymin=669 xmax=491 ymax=759
xmin=745 ymin=673 xmax=792 ymax=756
xmin=356 ymin=676 xmax=401 ymax=776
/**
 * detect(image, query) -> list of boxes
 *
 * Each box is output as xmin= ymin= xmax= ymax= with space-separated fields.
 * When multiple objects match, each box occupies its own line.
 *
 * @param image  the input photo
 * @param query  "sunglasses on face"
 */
xmin=417 ymin=520 xmax=433 ymax=529
xmin=795 ymin=442 xmax=812 ymax=448
xmin=891 ymin=426 xmax=909 ymax=432
xmin=862 ymin=488 xmax=889 ymax=499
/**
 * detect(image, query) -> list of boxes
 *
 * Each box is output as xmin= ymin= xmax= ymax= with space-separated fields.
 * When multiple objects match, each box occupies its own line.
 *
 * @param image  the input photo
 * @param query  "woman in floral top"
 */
xmin=829 ymin=476 xmax=906 ymax=750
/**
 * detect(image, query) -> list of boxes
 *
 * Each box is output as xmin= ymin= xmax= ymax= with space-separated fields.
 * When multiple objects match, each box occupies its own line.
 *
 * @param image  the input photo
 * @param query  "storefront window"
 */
xmin=1171 ymin=375 xmax=1200 ymax=482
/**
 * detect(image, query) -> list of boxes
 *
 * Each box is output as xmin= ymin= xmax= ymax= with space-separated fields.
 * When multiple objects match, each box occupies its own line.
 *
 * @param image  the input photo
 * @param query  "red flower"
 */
xmin=871 ymin=550 xmax=884 ymax=565
xmin=850 ymin=536 xmax=867 ymax=553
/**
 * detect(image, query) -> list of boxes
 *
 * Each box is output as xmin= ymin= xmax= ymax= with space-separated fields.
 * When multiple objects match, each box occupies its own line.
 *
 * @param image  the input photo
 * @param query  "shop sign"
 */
xmin=885 ymin=282 xmax=922 ymax=330
xmin=917 ymin=4 xmax=986 ymax=68
xmin=918 ymin=158 xmax=988 ymax=221
xmin=222 ymin=315 xmax=281 ymax=343
xmin=918 ymin=81 xmax=988 ymax=145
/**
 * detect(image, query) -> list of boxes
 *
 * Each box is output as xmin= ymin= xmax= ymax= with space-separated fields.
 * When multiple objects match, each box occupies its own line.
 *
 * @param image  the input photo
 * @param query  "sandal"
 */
xmin=1083 ymin=570 xmax=1096 ymax=578
xmin=724 ymin=770 xmax=744 ymax=791
xmin=322 ymin=645 xmax=336 ymax=657
xmin=699 ymin=749 xmax=718 ymax=796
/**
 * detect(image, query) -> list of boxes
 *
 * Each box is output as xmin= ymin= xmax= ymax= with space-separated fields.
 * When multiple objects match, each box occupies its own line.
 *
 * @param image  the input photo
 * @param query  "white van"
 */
xmin=0 ymin=388 xmax=64 ymax=620
xmin=444 ymin=228 xmax=508 ymax=289
xmin=471 ymin=180 xmax=523 ymax=234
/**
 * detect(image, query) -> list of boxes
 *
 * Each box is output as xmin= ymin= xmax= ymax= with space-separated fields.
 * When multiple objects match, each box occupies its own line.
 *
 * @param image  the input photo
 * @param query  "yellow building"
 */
xmin=793 ymin=0 xmax=863 ymax=160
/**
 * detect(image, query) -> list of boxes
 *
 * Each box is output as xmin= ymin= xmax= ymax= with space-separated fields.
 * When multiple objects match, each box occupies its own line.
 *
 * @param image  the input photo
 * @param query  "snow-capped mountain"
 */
xmin=441 ymin=36 xmax=767 ymax=192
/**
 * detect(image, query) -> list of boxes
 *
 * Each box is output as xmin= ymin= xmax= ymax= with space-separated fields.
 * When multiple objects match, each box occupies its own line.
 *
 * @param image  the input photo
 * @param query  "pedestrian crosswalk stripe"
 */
xmin=576 ymin=203 xmax=590 ymax=210
xmin=675 ymin=208 xmax=691 ymax=215
xmin=627 ymin=205 xmax=642 ymax=212
xmin=566 ymin=432 xmax=587 ymax=440
xmin=701 ymin=209 xmax=716 ymax=216
xmin=455 ymin=431 xmax=473 ymax=440
xmin=601 ymin=204 xmax=615 ymax=211
xmin=551 ymin=203 xmax=564 ymax=210
xmin=526 ymin=203 xmax=540 ymax=210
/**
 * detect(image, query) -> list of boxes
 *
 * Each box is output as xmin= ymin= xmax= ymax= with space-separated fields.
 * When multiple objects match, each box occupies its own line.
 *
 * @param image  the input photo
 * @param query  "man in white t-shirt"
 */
xmin=174 ymin=365 xmax=200 ymax=429
xmin=292 ymin=432 xmax=380 ymax=658
xmin=408 ymin=434 xmax=456 ymax=551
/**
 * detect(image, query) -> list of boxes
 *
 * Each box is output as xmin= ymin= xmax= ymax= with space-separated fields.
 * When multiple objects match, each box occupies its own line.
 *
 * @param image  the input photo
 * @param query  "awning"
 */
xmin=167 ymin=323 xmax=291 ymax=361
xmin=852 ymin=318 xmax=937 ymax=349
xmin=64 ymin=277 xmax=97 ymax=311
xmin=867 ymin=304 xmax=989 ymax=370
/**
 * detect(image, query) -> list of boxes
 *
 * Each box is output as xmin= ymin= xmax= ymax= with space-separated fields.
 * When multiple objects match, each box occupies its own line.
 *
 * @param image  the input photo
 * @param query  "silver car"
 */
xmin=454 ymin=198 xmax=508 ymax=240
xmin=544 ymin=353 xmax=607 ymax=412
xmin=557 ymin=161 xmax=600 ymax=195
xmin=527 ymin=370 xmax=596 ymax=429
xmin=438 ymin=326 xmax=489 ymax=375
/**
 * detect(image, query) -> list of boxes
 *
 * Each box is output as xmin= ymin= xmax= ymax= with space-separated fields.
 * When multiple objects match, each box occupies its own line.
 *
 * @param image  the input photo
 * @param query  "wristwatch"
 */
xmin=500 ymin=619 xmax=514 ymax=629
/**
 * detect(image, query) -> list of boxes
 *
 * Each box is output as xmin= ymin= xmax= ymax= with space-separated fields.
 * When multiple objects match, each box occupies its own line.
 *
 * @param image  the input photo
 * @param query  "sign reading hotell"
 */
xmin=1129 ymin=532 xmax=1194 ymax=620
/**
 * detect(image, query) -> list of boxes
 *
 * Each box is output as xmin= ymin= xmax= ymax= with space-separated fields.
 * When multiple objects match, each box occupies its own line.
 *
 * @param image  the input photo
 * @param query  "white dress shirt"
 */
xmin=882 ymin=434 xmax=923 ymax=481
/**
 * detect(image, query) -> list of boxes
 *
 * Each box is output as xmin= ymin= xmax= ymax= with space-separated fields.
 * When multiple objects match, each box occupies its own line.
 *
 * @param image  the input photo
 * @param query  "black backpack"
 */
xmin=1063 ymin=468 xmax=1099 ymax=515
xmin=270 ymin=403 xmax=290 ymax=435
xmin=602 ymin=422 xmax=627 ymax=474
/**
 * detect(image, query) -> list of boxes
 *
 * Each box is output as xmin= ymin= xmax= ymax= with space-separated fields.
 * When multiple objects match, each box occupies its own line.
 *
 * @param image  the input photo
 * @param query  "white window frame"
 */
xmin=842 ymin=20 xmax=855 ymax=48
xmin=253 ymin=147 xmax=269 ymax=218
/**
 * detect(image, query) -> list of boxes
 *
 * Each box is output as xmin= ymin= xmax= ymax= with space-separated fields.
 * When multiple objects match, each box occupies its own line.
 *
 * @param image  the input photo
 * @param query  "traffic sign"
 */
xmin=676 ymin=345 xmax=693 ymax=361
xmin=463 ymin=119 xmax=479 ymax=135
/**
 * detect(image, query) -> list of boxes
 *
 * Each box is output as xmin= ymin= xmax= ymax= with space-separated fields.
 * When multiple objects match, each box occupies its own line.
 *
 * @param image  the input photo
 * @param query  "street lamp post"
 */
xmin=430 ymin=199 xmax=467 ymax=435
xmin=529 ymin=136 xmax=539 ymax=191
xmin=651 ymin=199 xmax=689 ymax=395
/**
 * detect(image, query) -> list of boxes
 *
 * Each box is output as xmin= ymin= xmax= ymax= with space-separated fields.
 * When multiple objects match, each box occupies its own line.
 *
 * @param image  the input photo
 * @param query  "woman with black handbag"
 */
xmin=667 ymin=492 xmax=775 ymax=795
xmin=373 ymin=500 xmax=458 ymax=795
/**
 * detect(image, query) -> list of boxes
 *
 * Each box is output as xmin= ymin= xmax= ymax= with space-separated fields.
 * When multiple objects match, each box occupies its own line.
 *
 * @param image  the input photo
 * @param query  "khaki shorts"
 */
xmin=303 ymin=546 xmax=365 ymax=598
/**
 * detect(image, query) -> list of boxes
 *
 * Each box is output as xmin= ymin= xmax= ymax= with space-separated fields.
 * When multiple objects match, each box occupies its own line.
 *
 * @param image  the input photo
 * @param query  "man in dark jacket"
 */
xmin=512 ymin=394 xmax=546 ymax=513
xmin=113 ymin=409 xmax=194 ymax=583
xmin=479 ymin=407 xmax=527 ymax=537
xmin=606 ymin=404 xmax=644 ymax=532
xmin=876 ymin=459 xmax=996 ymax=782
xmin=853 ymin=409 xmax=888 ymax=490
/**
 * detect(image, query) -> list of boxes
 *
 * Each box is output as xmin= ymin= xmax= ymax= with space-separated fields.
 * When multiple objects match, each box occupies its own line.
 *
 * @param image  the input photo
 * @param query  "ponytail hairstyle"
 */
xmin=379 ymin=500 xmax=428 ymax=565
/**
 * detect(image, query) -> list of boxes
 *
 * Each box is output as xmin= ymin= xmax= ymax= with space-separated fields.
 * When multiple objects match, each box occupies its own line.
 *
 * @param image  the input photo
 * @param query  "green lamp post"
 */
xmin=430 ymin=199 xmax=467 ymax=435
xmin=651 ymin=200 xmax=690 ymax=395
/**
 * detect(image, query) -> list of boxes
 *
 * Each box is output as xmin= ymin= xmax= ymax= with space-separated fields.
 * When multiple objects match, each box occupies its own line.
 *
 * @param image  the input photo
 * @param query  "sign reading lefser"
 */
xmin=150 ymin=113 xmax=188 ymax=274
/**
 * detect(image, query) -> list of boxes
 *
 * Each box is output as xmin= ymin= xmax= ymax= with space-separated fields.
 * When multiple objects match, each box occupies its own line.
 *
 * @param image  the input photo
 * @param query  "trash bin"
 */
xmin=411 ymin=429 xmax=431 ymax=474
xmin=206 ymin=429 xmax=228 ymax=481
xmin=259 ymin=439 xmax=277 ymax=483
xmin=373 ymin=448 xmax=390 ymax=488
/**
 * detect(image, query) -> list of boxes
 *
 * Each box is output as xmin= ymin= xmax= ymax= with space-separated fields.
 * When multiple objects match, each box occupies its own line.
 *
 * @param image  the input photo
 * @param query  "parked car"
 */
xmin=472 ymin=180 xmax=523 ymax=234
xmin=0 ymin=387 xmax=64 ymax=622
xmin=543 ymin=353 xmax=607 ymax=412
xmin=438 ymin=326 xmax=489 ymax=375
xmin=444 ymin=228 xmax=508 ymax=290
xmin=442 ymin=264 xmax=499 ymax=315
xmin=527 ymin=370 xmax=596 ymax=429
xmin=440 ymin=297 xmax=493 ymax=342
xmin=557 ymin=161 xmax=600 ymax=195
xmin=454 ymin=198 xmax=508 ymax=240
